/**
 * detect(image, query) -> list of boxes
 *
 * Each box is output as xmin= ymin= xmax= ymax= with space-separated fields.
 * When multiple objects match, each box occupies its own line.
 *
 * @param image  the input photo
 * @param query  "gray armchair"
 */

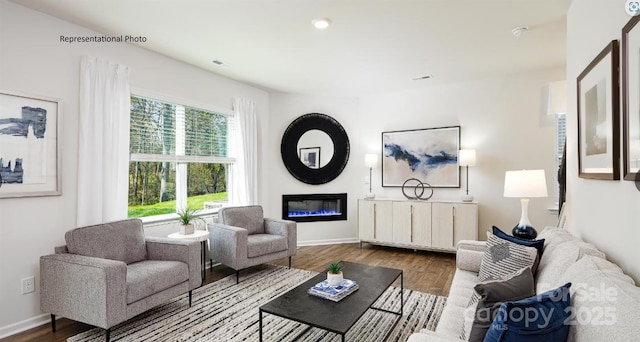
xmin=40 ymin=219 xmax=201 ymax=341
xmin=209 ymin=205 xmax=297 ymax=283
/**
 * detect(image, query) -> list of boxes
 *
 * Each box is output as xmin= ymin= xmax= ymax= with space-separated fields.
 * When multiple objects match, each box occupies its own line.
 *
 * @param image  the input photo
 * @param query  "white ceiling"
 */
xmin=11 ymin=0 xmax=570 ymax=96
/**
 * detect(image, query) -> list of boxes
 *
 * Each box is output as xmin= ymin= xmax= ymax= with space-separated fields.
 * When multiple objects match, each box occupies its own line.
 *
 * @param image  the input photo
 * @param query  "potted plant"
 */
xmin=326 ymin=262 xmax=344 ymax=286
xmin=176 ymin=206 xmax=199 ymax=235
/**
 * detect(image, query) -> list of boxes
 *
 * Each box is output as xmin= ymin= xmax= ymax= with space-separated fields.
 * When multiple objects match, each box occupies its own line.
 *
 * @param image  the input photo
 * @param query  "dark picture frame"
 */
xmin=576 ymin=40 xmax=620 ymax=180
xmin=0 ymin=90 xmax=62 ymax=198
xmin=381 ymin=126 xmax=460 ymax=187
xmin=299 ymin=146 xmax=321 ymax=169
xmin=623 ymin=16 xmax=640 ymax=181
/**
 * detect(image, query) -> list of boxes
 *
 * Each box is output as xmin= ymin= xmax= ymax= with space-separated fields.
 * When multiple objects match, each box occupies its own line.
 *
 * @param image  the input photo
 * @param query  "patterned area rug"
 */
xmin=68 ymin=264 xmax=446 ymax=341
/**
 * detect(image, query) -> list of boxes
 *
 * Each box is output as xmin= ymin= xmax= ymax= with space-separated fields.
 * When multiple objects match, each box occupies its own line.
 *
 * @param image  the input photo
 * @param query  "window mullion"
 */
xmin=176 ymin=105 xmax=187 ymax=210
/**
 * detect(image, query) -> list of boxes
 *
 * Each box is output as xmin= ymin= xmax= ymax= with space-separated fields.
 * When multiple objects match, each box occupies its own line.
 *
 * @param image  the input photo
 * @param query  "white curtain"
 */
xmin=77 ymin=56 xmax=131 ymax=226
xmin=229 ymin=98 xmax=258 ymax=205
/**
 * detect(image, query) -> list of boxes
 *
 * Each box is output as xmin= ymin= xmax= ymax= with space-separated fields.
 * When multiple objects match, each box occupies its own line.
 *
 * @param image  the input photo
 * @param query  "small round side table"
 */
xmin=168 ymin=230 xmax=209 ymax=281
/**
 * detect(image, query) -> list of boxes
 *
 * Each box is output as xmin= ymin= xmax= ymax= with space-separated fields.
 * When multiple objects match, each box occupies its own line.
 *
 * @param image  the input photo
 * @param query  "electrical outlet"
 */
xmin=21 ymin=276 xmax=35 ymax=294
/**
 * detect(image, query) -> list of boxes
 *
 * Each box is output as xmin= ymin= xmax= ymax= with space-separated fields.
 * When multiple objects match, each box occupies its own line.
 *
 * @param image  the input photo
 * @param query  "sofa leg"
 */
xmin=105 ymin=328 xmax=111 ymax=342
xmin=288 ymin=256 xmax=292 ymax=269
xmin=50 ymin=314 xmax=56 ymax=332
xmin=236 ymin=270 xmax=240 ymax=284
xmin=188 ymin=290 xmax=192 ymax=307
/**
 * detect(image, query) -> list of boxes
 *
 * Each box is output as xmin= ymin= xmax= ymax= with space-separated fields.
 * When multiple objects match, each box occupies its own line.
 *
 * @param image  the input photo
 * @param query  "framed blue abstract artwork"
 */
xmin=381 ymin=126 xmax=460 ymax=188
xmin=0 ymin=90 xmax=62 ymax=198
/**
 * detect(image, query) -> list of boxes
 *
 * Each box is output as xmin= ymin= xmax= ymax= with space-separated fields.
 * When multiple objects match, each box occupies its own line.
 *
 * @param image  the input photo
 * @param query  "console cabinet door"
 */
xmin=431 ymin=203 xmax=455 ymax=250
xmin=432 ymin=202 xmax=478 ymax=250
xmin=392 ymin=202 xmax=412 ymax=244
xmin=411 ymin=202 xmax=432 ymax=246
xmin=392 ymin=201 xmax=432 ymax=246
xmin=453 ymin=203 xmax=478 ymax=243
xmin=358 ymin=200 xmax=375 ymax=241
xmin=358 ymin=200 xmax=393 ymax=242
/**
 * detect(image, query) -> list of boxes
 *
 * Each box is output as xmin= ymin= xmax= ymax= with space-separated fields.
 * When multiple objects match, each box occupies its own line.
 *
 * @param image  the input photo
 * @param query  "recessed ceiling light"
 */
xmin=312 ymin=18 xmax=331 ymax=30
xmin=412 ymin=75 xmax=433 ymax=81
xmin=511 ymin=26 xmax=528 ymax=37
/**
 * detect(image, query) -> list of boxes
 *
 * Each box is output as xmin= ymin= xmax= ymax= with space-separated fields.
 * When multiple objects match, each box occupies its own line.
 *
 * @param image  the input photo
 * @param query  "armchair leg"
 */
xmin=50 ymin=314 xmax=56 ymax=332
xmin=236 ymin=270 xmax=240 ymax=284
xmin=288 ymin=256 xmax=292 ymax=269
xmin=105 ymin=328 xmax=111 ymax=342
xmin=189 ymin=290 xmax=192 ymax=307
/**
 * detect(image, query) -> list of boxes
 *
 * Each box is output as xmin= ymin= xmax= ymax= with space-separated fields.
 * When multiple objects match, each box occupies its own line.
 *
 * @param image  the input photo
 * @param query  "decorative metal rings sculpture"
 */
xmin=401 ymin=178 xmax=433 ymax=201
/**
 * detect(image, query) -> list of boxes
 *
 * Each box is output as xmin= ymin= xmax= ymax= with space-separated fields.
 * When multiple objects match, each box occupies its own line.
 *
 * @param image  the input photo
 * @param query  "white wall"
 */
xmin=266 ymin=94 xmax=360 ymax=245
xmin=0 ymin=1 xmax=268 ymax=335
xmin=267 ymin=68 xmax=564 ymax=245
xmin=358 ymin=69 xmax=564 ymax=239
xmin=567 ymin=0 xmax=640 ymax=282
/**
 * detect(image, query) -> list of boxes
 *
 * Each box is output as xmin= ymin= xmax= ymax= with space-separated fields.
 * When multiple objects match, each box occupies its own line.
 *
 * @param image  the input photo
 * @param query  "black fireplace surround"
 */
xmin=282 ymin=193 xmax=347 ymax=222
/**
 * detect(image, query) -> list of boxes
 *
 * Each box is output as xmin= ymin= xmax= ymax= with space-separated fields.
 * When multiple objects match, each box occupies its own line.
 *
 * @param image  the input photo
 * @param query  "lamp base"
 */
xmin=364 ymin=192 xmax=376 ymax=199
xmin=512 ymin=225 xmax=538 ymax=240
xmin=462 ymin=194 xmax=474 ymax=202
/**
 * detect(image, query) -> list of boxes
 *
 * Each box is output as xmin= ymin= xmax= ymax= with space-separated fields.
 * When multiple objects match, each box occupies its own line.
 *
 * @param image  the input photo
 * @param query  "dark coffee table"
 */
xmin=259 ymin=261 xmax=403 ymax=341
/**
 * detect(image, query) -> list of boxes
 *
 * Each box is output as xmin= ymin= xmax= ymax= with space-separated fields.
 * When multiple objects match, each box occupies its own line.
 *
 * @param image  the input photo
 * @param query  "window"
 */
xmin=128 ymin=95 xmax=234 ymax=218
xmin=555 ymin=114 xmax=566 ymax=204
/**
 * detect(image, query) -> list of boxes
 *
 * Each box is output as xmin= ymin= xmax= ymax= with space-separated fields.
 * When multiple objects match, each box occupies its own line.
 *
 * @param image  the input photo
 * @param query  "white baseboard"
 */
xmin=0 ymin=313 xmax=51 ymax=339
xmin=297 ymin=238 xmax=359 ymax=247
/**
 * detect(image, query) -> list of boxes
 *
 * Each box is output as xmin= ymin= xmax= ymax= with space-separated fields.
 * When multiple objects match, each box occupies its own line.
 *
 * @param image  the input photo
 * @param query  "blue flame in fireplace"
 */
xmin=288 ymin=210 xmax=341 ymax=217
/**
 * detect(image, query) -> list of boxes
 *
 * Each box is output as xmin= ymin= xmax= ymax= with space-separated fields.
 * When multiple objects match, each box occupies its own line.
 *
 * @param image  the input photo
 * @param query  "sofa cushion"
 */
xmin=247 ymin=234 xmax=288 ymax=258
xmin=126 ymin=260 xmax=189 ymax=304
xmin=537 ymin=226 xmax=596 ymax=254
xmin=492 ymin=226 xmax=544 ymax=273
xmin=462 ymin=267 xmax=535 ymax=342
xmin=220 ymin=205 xmax=265 ymax=235
xmin=478 ymin=232 xmax=538 ymax=281
xmin=558 ymin=255 xmax=640 ymax=341
xmin=435 ymin=269 xmax=478 ymax=339
xmin=65 ymin=219 xmax=147 ymax=264
xmin=536 ymin=238 xmax=606 ymax=293
xmin=484 ymin=283 xmax=572 ymax=342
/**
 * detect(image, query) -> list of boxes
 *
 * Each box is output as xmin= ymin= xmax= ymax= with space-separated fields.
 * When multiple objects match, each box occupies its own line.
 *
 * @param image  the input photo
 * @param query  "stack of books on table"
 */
xmin=308 ymin=279 xmax=359 ymax=302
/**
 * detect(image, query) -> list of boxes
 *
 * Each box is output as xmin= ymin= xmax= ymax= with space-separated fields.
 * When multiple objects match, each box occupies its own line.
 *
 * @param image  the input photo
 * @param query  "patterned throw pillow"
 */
xmin=478 ymin=231 xmax=538 ymax=281
xmin=459 ymin=267 xmax=535 ymax=342
xmin=493 ymin=226 xmax=543 ymax=257
xmin=492 ymin=226 xmax=544 ymax=274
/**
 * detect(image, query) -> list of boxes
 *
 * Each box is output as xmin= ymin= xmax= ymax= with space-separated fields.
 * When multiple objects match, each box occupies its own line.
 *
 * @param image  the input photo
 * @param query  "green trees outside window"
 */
xmin=128 ymin=95 xmax=233 ymax=218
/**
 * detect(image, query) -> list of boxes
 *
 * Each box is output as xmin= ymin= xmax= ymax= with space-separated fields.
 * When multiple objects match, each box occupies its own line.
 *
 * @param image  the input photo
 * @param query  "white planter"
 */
xmin=179 ymin=223 xmax=195 ymax=235
xmin=327 ymin=271 xmax=343 ymax=287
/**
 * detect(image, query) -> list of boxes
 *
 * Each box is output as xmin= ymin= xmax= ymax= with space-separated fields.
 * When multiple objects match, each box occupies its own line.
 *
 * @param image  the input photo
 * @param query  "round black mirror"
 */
xmin=281 ymin=113 xmax=350 ymax=184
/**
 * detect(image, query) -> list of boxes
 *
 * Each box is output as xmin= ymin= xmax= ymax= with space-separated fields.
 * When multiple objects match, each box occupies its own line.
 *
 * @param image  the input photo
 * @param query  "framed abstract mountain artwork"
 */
xmin=381 ymin=126 xmax=460 ymax=187
xmin=0 ymin=90 xmax=62 ymax=198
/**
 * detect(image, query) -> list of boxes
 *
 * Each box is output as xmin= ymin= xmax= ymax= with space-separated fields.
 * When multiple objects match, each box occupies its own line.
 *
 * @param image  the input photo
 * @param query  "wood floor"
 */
xmin=2 ymin=243 xmax=456 ymax=342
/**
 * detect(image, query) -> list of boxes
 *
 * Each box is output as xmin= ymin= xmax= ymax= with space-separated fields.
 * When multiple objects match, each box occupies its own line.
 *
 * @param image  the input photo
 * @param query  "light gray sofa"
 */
xmin=409 ymin=226 xmax=640 ymax=341
xmin=209 ymin=205 xmax=297 ymax=283
xmin=40 ymin=219 xmax=202 ymax=341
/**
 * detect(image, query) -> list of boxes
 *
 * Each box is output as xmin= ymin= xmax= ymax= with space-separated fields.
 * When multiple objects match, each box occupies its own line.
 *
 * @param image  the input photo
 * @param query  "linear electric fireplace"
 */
xmin=282 ymin=193 xmax=347 ymax=222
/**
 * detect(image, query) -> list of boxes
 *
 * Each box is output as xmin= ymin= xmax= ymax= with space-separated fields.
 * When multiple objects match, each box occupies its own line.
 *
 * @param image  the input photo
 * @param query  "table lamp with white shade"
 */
xmin=503 ymin=169 xmax=548 ymax=239
xmin=365 ymin=154 xmax=378 ymax=199
xmin=459 ymin=149 xmax=476 ymax=202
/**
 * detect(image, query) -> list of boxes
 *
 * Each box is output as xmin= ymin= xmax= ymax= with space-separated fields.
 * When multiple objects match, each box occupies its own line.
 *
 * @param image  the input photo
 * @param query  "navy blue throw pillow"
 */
xmin=483 ymin=283 xmax=572 ymax=342
xmin=492 ymin=226 xmax=545 ymax=261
